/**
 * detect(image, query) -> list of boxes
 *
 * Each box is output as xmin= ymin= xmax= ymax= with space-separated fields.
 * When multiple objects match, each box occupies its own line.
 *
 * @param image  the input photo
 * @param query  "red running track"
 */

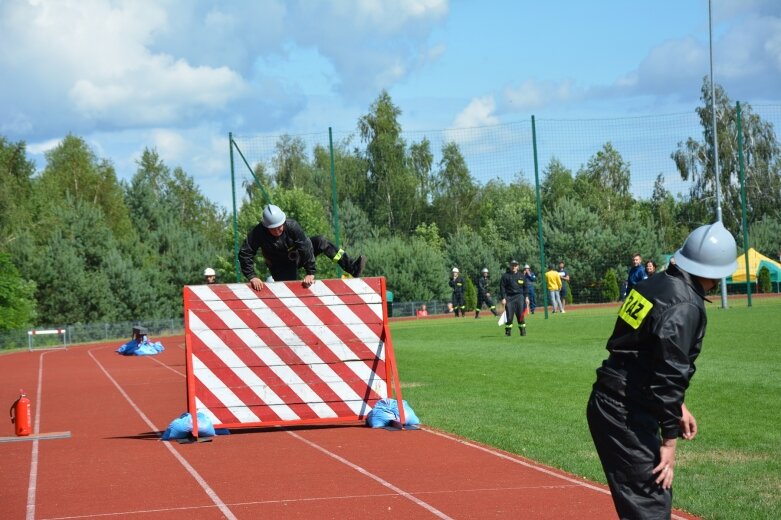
xmin=1 ymin=338 xmax=699 ymax=519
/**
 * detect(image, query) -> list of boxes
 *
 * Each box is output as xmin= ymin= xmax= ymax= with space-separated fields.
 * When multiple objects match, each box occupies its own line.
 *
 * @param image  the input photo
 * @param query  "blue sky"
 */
xmin=1 ymin=0 xmax=779 ymax=210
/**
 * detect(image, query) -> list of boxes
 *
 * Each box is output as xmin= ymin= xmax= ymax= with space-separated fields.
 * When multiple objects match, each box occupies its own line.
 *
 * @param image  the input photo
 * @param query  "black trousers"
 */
xmin=477 ymin=293 xmax=495 ymax=309
xmin=504 ymin=295 xmax=526 ymax=324
xmin=452 ymin=291 xmax=465 ymax=308
xmin=586 ymin=388 xmax=672 ymax=520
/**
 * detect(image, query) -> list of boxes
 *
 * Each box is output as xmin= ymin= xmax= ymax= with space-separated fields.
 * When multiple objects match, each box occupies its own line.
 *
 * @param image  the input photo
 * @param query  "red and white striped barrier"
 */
xmin=183 ymin=277 xmax=405 ymax=435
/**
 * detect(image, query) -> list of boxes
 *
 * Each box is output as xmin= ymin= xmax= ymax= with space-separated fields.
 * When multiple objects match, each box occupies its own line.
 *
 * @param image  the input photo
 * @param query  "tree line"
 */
xmin=1 ymin=78 xmax=779 ymax=331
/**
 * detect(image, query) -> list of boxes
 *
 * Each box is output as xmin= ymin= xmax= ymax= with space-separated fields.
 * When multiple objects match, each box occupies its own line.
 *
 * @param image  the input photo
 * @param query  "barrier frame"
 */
xmin=183 ymin=276 xmax=405 ymax=437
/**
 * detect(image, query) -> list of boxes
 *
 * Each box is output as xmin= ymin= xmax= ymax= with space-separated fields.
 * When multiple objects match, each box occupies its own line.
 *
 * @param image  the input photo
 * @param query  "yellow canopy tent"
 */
xmin=727 ymin=248 xmax=781 ymax=283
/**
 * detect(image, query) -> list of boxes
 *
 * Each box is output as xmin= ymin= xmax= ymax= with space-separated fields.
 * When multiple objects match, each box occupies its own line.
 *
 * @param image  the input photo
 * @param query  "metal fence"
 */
xmin=0 ymin=318 xmax=185 ymax=351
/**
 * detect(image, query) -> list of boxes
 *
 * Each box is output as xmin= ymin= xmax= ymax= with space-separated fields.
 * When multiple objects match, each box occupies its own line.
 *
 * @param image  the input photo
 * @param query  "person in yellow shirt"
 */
xmin=545 ymin=264 xmax=564 ymax=313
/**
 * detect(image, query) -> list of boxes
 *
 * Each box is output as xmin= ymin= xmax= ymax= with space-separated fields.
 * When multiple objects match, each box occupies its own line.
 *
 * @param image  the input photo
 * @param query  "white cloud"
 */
xmin=609 ymin=8 xmax=781 ymax=102
xmin=503 ymin=80 xmax=577 ymax=111
xmin=151 ymin=129 xmax=187 ymax=161
xmin=26 ymin=138 xmax=62 ymax=155
xmin=451 ymin=96 xmax=499 ymax=128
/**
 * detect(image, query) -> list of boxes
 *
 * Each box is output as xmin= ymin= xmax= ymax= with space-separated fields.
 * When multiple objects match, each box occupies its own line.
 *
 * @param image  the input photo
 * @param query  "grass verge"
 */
xmin=391 ymin=298 xmax=781 ymax=520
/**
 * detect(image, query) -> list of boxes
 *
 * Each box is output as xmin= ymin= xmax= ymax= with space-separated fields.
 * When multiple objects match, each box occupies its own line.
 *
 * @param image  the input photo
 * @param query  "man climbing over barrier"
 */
xmin=239 ymin=204 xmax=366 ymax=291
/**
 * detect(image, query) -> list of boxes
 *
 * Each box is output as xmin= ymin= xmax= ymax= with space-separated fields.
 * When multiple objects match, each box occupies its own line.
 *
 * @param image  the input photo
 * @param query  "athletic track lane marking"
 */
xmin=286 ymin=430 xmax=454 ymax=519
xmin=87 ymin=347 xmax=239 ymax=520
xmin=425 ymin=429 xmax=691 ymax=520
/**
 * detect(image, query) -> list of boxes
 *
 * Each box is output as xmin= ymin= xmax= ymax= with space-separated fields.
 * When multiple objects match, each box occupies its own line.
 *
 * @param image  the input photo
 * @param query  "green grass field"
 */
xmin=391 ymin=297 xmax=781 ymax=520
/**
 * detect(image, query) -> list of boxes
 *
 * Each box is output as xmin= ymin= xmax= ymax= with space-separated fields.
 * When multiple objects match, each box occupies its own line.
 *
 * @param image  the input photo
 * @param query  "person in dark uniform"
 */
xmin=523 ymin=264 xmax=537 ymax=314
xmin=499 ymin=259 xmax=530 ymax=336
xmin=239 ymin=204 xmax=366 ymax=291
xmin=475 ymin=267 xmax=499 ymax=318
xmin=449 ymin=267 xmax=466 ymax=317
xmin=586 ymin=221 xmax=737 ymax=520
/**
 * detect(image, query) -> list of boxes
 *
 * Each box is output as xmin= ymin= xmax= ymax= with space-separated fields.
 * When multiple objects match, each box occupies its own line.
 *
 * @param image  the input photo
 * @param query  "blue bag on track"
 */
xmin=366 ymin=398 xmax=420 ymax=428
xmin=161 ymin=412 xmax=217 ymax=440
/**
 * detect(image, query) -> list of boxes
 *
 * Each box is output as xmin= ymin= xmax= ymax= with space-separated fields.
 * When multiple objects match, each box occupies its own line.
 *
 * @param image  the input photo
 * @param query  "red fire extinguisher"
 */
xmin=10 ymin=390 xmax=32 ymax=437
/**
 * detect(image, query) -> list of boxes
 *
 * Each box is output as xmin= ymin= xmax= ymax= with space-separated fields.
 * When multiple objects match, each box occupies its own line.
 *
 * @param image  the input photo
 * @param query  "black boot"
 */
xmin=520 ymin=323 xmax=527 ymax=336
xmin=505 ymin=326 xmax=512 ymax=337
xmin=475 ymin=311 xmax=480 ymax=319
xmin=336 ymin=250 xmax=366 ymax=278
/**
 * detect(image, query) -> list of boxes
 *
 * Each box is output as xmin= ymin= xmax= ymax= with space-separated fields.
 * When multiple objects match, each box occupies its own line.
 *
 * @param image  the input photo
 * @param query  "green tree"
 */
xmin=672 ymin=78 xmax=781 ymax=233
xmin=431 ymin=142 xmax=480 ymax=236
xmin=749 ymin=216 xmax=781 ymax=258
xmin=274 ymin=134 xmax=315 ymax=191
xmin=358 ymin=235 xmax=448 ymax=301
xmin=358 ymin=91 xmax=419 ymax=233
xmin=313 ymin=136 xmax=369 ymax=209
xmin=0 ymin=252 xmax=37 ymax=330
xmin=30 ymin=200 xmax=121 ymax=324
xmin=541 ymin=157 xmax=575 ymax=211
xmin=0 ymin=137 xmax=35 ymax=250
xmin=36 ymin=134 xmax=134 ymax=242
xmin=463 ymin=277 xmax=477 ymax=312
xmin=602 ymin=268 xmax=620 ymax=302
xmin=574 ymin=142 xmax=633 ymax=220
xmin=414 ymin=222 xmax=445 ymax=252
xmin=757 ymin=266 xmax=771 ymax=293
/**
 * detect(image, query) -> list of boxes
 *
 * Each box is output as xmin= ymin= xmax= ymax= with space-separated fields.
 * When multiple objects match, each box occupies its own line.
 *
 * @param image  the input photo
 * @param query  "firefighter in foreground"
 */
xmin=587 ymin=221 xmax=737 ymax=519
xmin=239 ymin=204 xmax=366 ymax=290
xmin=499 ymin=260 xmax=530 ymax=336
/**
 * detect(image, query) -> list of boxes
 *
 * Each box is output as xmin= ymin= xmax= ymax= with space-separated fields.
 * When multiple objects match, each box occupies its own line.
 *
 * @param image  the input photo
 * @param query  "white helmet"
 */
xmin=261 ymin=204 xmax=286 ymax=228
xmin=203 ymin=267 xmax=216 ymax=277
xmin=673 ymin=221 xmax=737 ymax=279
xmin=481 ymin=268 xmax=489 ymax=274
xmin=452 ymin=267 xmax=459 ymax=273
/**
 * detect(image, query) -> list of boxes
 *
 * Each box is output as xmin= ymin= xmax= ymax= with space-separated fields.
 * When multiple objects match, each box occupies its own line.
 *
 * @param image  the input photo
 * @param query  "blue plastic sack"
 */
xmin=366 ymin=398 xmax=420 ymax=428
xmin=161 ymin=411 xmax=217 ymax=440
xmin=116 ymin=338 xmax=165 ymax=356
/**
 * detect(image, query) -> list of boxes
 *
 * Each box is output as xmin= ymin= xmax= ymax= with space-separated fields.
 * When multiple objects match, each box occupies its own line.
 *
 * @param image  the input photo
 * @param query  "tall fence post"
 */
xmin=736 ymin=102 xmax=752 ymax=307
xmin=531 ymin=115 xmax=548 ymax=318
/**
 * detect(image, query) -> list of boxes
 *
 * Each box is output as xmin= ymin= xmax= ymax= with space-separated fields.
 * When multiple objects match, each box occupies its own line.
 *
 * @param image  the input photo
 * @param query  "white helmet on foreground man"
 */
xmin=673 ymin=221 xmax=737 ymax=279
xmin=203 ymin=267 xmax=216 ymax=277
xmin=261 ymin=204 xmax=286 ymax=228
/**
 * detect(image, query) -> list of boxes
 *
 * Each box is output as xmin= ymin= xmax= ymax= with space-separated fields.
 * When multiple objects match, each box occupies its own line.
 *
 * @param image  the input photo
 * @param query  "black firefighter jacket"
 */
xmin=595 ymin=264 xmax=708 ymax=439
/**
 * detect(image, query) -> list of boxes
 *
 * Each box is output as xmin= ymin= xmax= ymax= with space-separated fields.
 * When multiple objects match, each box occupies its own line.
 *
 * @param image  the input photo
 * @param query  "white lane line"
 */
xmin=87 ymin=348 xmax=238 ymax=520
xmin=41 ymin=484 xmax=586 ymax=519
xmin=26 ymin=350 xmax=53 ymax=520
xmin=423 ymin=428 xmax=692 ymax=520
xmin=286 ymin=430 xmax=454 ymax=520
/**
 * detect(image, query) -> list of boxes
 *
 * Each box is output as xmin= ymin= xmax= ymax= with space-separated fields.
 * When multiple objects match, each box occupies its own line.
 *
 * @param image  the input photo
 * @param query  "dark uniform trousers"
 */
xmin=586 ymin=386 xmax=672 ymax=520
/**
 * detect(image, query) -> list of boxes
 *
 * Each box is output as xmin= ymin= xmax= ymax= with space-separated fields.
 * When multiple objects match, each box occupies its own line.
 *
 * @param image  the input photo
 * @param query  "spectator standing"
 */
xmin=587 ymin=222 xmax=737 ymax=519
xmin=203 ymin=267 xmax=217 ymax=284
xmin=627 ymin=253 xmax=648 ymax=293
xmin=449 ymin=267 xmax=466 ymax=318
xmin=475 ymin=267 xmax=499 ymax=318
xmin=499 ymin=260 xmax=530 ymax=336
xmin=416 ymin=304 xmax=429 ymax=317
xmin=523 ymin=264 xmax=537 ymax=314
xmin=545 ymin=264 xmax=563 ymax=313
xmin=239 ymin=204 xmax=366 ymax=291
xmin=558 ymin=261 xmax=570 ymax=313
